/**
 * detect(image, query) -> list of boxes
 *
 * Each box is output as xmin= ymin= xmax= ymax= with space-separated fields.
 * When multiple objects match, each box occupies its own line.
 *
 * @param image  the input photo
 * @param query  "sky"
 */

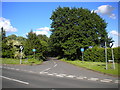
xmin=0 ymin=2 xmax=119 ymax=47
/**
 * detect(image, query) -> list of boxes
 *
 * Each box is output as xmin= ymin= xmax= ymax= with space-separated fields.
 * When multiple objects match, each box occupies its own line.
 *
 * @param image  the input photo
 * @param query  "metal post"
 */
xmin=111 ymin=48 xmax=115 ymax=69
xmin=82 ymin=52 xmax=84 ymax=62
xmin=34 ymin=51 xmax=35 ymax=59
xmin=20 ymin=50 xmax=22 ymax=64
xmin=20 ymin=46 xmax=23 ymax=64
xmin=105 ymin=42 xmax=108 ymax=70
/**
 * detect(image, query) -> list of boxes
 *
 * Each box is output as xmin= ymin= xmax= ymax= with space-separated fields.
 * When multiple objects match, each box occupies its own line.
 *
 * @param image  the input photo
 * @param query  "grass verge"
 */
xmin=61 ymin=59 xmax=119 ymax=76
xmin=0 ymin=58 xmax=43 ymax=65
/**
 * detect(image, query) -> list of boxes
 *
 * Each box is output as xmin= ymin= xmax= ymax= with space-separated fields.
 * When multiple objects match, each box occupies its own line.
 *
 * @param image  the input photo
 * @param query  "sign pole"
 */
xmin=105 ymin=42 xmax=108 ymax=70
xmin=80 ymin=48 xmax=84 ymax=62
xmin=110 ymin=42 xmax=115 ymax=70
xmin=34 ymin=51 xmax=35 ymax=59
xmin=111 ymin=48 xmax=115 ymax=69
xmin=32 ymin=49 xmax=36 ymax=59
xmin=82 ymin=52 xmax=84 ymax=62
xmin=20 ymin=46 xmax=23 ymax=64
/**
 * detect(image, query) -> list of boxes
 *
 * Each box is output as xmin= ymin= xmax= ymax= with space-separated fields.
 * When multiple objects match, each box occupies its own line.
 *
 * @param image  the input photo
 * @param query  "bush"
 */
xmin=84 ymin=47 xmax=119 ymax=63
xmin=25 ymin=53 xmax=46 ymax=61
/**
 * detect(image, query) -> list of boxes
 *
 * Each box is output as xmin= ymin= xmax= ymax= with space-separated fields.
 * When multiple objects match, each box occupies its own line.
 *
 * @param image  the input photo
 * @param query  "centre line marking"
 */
xmin=1 ymin=76 xmax=29 ymax=85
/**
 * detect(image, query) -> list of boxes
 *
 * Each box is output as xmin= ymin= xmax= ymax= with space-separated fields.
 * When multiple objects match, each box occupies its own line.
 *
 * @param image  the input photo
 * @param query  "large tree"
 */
xmin=23 ymin=30 xmax=43 ymax=59
xmin=0 ymin=27 xmax=14 ymax=58
xmin=50 ymin=7 xmax=113 ymax=59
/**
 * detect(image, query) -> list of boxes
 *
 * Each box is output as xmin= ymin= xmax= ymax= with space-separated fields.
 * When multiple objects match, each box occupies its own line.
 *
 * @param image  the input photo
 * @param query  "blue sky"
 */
xmin=1 ymin=2 xmax=119 ymax=47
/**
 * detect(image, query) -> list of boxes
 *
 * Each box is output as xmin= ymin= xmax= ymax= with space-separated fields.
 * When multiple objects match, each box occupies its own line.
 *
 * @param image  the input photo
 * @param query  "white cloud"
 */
xmin=94 ymin=5 xmax=116 ymax=19
xmin=0 ymin=17 xmax=17 ymax=32
xmin=37 ymin=27 xmax=50 ymax=31
xmin=35 ymin=27 xmax=51 ymax=37
xmin=26 ymin=27 xmax=51 ymax=37
xmin=34 ymin=30 xmax=48 ymax=35
xmin=110 ymin=30 xmax=120 ymax=36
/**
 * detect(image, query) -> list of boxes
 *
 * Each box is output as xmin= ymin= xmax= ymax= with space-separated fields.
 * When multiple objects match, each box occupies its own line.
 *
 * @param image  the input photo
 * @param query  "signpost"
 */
xmin=20 ymin=46 xmax=23 ymax=64
xmin=80 ymin=48 xmax=84 ymax=62
xmin=32 ymin=49 xmax=36 ymax=59
xmin=105 ymin=42 xmax=108 ymax=70
xmin=110 ymin=43 xmax=115 ymax=69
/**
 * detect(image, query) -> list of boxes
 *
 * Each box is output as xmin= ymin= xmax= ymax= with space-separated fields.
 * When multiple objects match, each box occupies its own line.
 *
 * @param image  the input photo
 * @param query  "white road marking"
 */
xmin=88 ymin=78 xmax=99 ymax=81
xmin=100 ymin=79 xmax=112 ymax=83
xmin=66 ymin=75 xmax=75 ymax=78
xmin=16 ymin=69 xmax=20 ymax=71
xmin=56 ymin=74 xmax=64 ymax=77
xmin=53 ymin=64 xmax=57 ymax=67
xmin=40 ymin=68 xmax=51 ymax=73
xmin=59 ymin=74 xmax=67 ymax=76
xmin=1 ymin=76 xmax=29 ymax=85
xmin=76 ymin=76 xmax=87 ymax=79
xmin=29 ymin=71 xmax=33 ymax=73
xmin=47 ymin=74 xmax=54 ymax=76
xmin=46 ymin=68 xmax=51 ymax=71
xmin=52 ymin=73 xmax=58 ymax=75
xmin=114 ymin=80 xmax=119 ymax=83
xmin=40 ymin=72 xmax=48 ymax=74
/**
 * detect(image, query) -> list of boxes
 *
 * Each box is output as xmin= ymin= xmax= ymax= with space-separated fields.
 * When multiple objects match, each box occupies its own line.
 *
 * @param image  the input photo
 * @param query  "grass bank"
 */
xmin=61 ymin=59 xmax=119 ymax=76
xmin=0 ymin=58 xmax=43 ymax=65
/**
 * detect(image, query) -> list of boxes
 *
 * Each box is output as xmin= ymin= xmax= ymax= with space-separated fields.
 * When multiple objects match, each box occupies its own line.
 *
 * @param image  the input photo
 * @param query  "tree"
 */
xmin=50 ymin=7 xmax=113 ymax=59
xmin=24 ymin=30 xmax=43 ymax=60
xmin=0 ymin=27 xmax=14 ymax=58
xmin=7 ymin=34 xmax=17 ymax=40
xmin=37 ymin=35 xmax=49 ymax=57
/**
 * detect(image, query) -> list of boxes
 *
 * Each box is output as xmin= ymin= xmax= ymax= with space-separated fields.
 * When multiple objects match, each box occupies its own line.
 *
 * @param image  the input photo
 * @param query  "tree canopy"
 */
xmin=50 ymin=7 xmax=113 ymax=59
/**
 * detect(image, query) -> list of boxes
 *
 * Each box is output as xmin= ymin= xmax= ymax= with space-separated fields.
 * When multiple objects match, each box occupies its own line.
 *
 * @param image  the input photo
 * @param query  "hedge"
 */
xmin=83 ymin=47 xmax=119 ymax=63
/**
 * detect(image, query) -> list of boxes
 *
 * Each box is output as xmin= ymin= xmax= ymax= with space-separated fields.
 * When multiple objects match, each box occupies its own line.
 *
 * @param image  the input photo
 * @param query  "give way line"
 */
xmin=0 ymin=76 xmax=29 ymax=85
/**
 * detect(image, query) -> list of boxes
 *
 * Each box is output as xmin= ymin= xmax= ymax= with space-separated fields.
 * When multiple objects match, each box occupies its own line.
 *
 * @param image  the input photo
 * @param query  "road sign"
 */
xmin=32 ymin=49 xmax=36 ymax=52
xmin=80 ymin=48 xmax=84 ymax=52
xmin=110 ymin=43 xmax=113 ymax=48
xmin=20 ymin=46 xmax=23 ymax=50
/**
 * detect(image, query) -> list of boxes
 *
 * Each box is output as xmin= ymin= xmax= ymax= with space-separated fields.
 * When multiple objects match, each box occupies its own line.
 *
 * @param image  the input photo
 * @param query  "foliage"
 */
xmin=23 ymin=30 xmax=48 ymax=60
xmin=1 ymin=27 xmax=14 ymax=58
xmin=84 ymin=47 xmax=120 ymax=63
xmin=50 ymin=7 xmax=113 ymax=59
xmin=37 ymin=35 xmax=50 ymax=57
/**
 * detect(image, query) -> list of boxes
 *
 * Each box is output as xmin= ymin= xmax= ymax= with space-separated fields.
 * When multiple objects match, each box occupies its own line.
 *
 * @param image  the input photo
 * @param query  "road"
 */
xmin=1 ymin=57 xmax=119 ymax=88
